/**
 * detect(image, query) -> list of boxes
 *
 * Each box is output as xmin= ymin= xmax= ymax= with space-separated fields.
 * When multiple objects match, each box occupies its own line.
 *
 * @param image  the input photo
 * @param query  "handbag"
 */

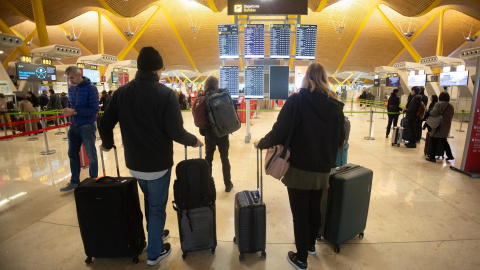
xmin=264 ymin=99 xmax=298 ymax=180
xmin=425 ymin=104 xmax=449 ymax=130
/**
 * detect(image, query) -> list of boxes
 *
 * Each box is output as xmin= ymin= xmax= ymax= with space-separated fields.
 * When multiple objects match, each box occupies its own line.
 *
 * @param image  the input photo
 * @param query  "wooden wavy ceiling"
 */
xmin=1 ymin=0 xmax=480 ymax=75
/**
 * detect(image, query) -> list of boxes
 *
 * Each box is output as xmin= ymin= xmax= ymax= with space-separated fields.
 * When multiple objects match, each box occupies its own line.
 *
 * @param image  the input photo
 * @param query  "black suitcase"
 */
xmin=173 ymin=146 xmax=217 ymax=259
xmin=322 ymin=163 xmax=373 ymax=253
xmin=424 ymin=132 xmax=445 ymax=158
xmin=74 ymin=145 xmax=145 ymax=264
xmin=233 ymin=149 xmax=266 ymax=261
xmin=401 ymin=116 xmax=410 ymax=142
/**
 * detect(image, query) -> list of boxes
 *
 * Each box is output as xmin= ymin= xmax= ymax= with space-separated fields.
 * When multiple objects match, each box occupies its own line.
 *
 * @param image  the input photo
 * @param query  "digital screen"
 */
xmin=218 ymin=25 xmax=239 ymax=59
xmin=244 ymin=66 xmax=264 ymax=99
xmin=270 ymin=24 xmax=290 ymax=59
xmin=112 ymin=71 xmax=118 ymax=83
xmin=386 ymin=76 xmax=399 ymax=87
xmin=439 ymin=70 xmax=469 ymax=86
xmin=16 ymin=63 xmax=57 ymax=81
xmin=386 ymin=76 xmax=400 ymax=87
xmin=82 ymin=69 xmax=100 ymax=83
xmin=220 ymin=66 xmax=239 ymax=99
xmin=374 ymin=79 xmax=380 ymax=86
xmin=228 ymin=0 xmax=308 ymax=15
xmin=295 ymin=66 xmax=307 ymax=90
xmin=408 ymin=74 xmax=427 ymax=87
xmin=269 ymin=66 xmax=289 ymax=100
xmin=244 ymin=24 xmax=264 ymax=59
xmin=295 ymin=25 xmax=317 ymax=60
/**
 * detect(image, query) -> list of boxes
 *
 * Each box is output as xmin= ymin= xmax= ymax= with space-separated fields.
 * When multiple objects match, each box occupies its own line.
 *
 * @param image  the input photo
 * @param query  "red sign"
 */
xmin=124 ymin=73 xmax=129 ymax=84
xmin=118 ymin=73 xmax=125 ymax=87
xmin=464 ymin=84 xmax=480 ymax=171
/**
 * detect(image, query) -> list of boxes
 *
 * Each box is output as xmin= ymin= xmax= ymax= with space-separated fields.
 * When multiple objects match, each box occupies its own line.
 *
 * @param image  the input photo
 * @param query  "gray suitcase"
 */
xmin=322 ymin=164 xmax=373 ymax=253
xmin=391 ymin=126 xmax=403 ymax=146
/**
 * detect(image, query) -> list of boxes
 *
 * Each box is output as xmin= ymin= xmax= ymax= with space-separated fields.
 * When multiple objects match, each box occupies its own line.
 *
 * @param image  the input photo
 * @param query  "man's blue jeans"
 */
xmin=137 ymin=169 xmax=172 ymax=259
xmin=67 ymin=123 xmax=98 ymax=184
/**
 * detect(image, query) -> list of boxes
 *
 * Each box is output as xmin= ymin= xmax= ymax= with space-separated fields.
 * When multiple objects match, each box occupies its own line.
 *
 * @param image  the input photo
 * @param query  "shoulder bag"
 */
xmin=426 ymin=103 xmax=449 ymax=130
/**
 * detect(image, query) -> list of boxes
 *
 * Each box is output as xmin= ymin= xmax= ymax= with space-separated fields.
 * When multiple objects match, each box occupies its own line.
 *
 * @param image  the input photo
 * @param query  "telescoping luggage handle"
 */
xmin=184 ymin=145 xmax=202 ymax=160
xmin=256 ymin=149 xmax=263 ymax=203
xmin=96 ymin=145 xmax=120 ymax=181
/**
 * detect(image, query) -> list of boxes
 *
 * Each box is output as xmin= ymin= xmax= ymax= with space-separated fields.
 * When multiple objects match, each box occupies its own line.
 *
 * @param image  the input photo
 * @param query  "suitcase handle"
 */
xmin=257 ymin=149 xmax=263 ymax=203
xmin=184 ymin=145 xmax=202 ymax=160
xmin=98 ymin=145 xmax=120 ymax=180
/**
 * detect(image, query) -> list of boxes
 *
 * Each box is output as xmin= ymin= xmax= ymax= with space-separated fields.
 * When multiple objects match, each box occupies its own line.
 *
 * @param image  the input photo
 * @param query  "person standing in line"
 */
xmin=98 ymin=47 xmax=203 ymax=266
xmin=18 ymin=96 xmax=38 ymax=133
xmin=99 ymin=90 xmax=110 ymax=112
xmin=59 ymin=66 xmax=99 ymax=192
xmin=200 ymin=77 xmax=234 ymax=192
xmin=254 ymin=63 xmax=345 ymax=270
xmin=386 ymin=89 xmax=402 ymax=138
xmin=47 ymin=89 xmax=64 ymax=125
xmin=60 ymin=92 xmax=69 ymax=109
xmin=27 ymin=91 xmax=40 ymax=112
xmin=426 ymin=91 xmax=455 ymax=162
xmin=423 ymin=95 xmax=438 ymax=132
xmin=0 ymin=93 xmax=7 ymax=130
xmin=39 ymin=90 xmax=49 ymax=110
xmin=417 ymin=87 xmax=429 ymax=142
xmin=404 ymin=86 xmax=422 ymax=148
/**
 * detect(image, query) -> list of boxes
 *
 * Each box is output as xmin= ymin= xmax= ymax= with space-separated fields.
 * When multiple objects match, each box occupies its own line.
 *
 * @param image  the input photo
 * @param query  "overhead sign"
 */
xmin=228 ymin=0 xmax=308 ymax=15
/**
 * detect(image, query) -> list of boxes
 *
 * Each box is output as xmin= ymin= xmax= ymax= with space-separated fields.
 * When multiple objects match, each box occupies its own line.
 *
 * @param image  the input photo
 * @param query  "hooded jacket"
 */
xmin=406 ymin=94 xmax=421 ymax=119
xmin=257 ymin=88 xmax=345 ymax=173
xmin=68 ymin=77 xmax=99 ymax=126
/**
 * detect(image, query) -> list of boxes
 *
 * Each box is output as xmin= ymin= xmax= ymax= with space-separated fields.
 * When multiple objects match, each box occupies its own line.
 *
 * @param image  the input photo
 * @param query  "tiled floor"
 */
xmin=1 ymin=104 xmax=480 ymax=270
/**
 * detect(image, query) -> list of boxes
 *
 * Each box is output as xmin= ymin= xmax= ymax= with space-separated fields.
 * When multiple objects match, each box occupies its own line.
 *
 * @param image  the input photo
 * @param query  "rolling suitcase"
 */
xmin=173 ymin=146 xmax=217 ymax=259
xmin=322 ymin=163 xmax=373 ymax=253
xmin=233 ymin=149 xmax=266 ymax=261
xmin=74 ymin=145 xmax=146 ymax=264
xmin=391 ymin=126 xmax=403 ymax=147
xmin=424 ymin=132 xmax=445 ymax=158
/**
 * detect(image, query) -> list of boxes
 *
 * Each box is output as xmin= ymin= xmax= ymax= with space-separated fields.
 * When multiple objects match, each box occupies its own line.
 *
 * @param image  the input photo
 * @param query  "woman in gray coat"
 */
xmin=426 ymin=91 xmax=454 ymax=162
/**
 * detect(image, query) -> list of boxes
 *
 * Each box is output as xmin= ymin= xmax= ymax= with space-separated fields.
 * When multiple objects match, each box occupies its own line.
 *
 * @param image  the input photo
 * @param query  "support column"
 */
xmin=98 ymin=12 xmax=104 ymax=54
xmin=31 ymin=0 xmax=49 ymax=47
xmin=436 ymin=11 xmax=444 ymax=56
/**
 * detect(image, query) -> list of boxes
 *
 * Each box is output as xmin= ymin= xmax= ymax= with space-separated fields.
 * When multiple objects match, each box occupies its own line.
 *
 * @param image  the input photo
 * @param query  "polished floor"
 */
xmin=1 ymin=103 xmax=479 ymax=270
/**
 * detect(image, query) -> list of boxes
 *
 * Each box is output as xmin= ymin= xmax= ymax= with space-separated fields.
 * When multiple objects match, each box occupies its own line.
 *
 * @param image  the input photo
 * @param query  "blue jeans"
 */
xmin=137 ymin=169 xmax=172 ymax=259
xmin=67 ymin=123 xmax=98 ymax=184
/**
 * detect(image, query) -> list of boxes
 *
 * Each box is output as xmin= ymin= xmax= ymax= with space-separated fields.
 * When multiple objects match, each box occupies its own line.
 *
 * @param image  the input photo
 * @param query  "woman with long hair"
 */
xmin=254 ymin=63 xmax=345 ymax=270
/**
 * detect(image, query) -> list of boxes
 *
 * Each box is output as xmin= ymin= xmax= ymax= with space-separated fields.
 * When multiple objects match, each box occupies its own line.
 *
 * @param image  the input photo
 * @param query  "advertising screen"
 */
xmin=16 ymin=63 xmax=57 ymax=81
xmin=218 ymin=25 xmax=239 ymax=59
xmin=439 ymin=70 xmax=469 ymax=86
xmin=270 ymin=24 xmax=290 ymax=59
xmin=386 ymin=76 xmax=400 ymax=87
xmin=244 ymin=24 xmax=264 ymax=59
xmin=228 ymin=0 xmax=308 ymax=15
xmin=244 ymin=66 xmax=264 ymax=99
xmin=269 ymin=66 xmax=289 ymax=100
xmin=295 ymin=25 xmax=317 ymax=60
xmin=112 ymin=71 xmax=118 ymax=83
xmin=374 ymin=79 xmax=380 ymax=87
xmin=220 ymin=66 xmax=239 ymax=99
xmin=82 ymin=69 xmax=100 ymax=83
xmin=407 ymin=74 xmax=427 ymax=86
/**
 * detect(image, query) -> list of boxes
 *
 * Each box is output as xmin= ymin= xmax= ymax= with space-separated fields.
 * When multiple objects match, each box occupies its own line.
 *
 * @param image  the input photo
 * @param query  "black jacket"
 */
xmin=28 ymin=94 xmax=39 ymax=107
xmin=99 ymin=71 xmax=197 ymax=172
xmin=387 ymin=95 xmax=401 ymax=113
xmin=406 ymin=94 xmax=421 ymax=119
xmin=420 ymin=93 xmax=428 ymax=107
xmin=257 ymin=88 xmax=345 ymax=173
xmin=39 ymin=93 xmax=49 ymax=108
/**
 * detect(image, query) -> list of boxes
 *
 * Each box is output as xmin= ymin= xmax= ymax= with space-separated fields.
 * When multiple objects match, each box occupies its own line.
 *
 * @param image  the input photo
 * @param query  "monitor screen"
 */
xmin=407 ymin=74 xmax=427 ymax=86
xmin=270 ymin=24 xmax=290 ymax=59
xmin=244 ymin=66 xmax=264 ymax=99
xmin=439 ymin=70 xmax=469 ymax=86
xmin=112 ymin=71 xmax=118 ymax=83
xmin=244 ymin=24 xmax=264 ymax=59
xmin=220 ymin=66 xmax=239 ymax=99
xmin=295 ymin=25 xmax=317 ymax=60
xmin=82 ymin=69 xmax=100 ymax=83
xmin=295 ymin=66 xmax=308 ymax=90
xmin=269 ymin=66 xmax=289 ymax=100
xmin=386 ymin=76 xmax=400 ymax=87
xmin=218 ymin=25 xmax=239 ymax=59
xmin=227 ymin=0 xmax=308 ymax=15
xmin=16 ymin=63 xmax=57 ymax=81
xmin=374 ymin=79 xmax=380 ymax=86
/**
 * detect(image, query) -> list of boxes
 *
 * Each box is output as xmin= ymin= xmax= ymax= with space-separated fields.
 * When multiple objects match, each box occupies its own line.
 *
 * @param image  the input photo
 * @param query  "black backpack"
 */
xmin=205 ymin=88 xmax=241 ymax=137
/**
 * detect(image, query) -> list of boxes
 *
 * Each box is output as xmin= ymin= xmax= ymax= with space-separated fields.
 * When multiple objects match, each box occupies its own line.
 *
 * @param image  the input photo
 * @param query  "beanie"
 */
xmin=137 ymin=47 xmax=163 ymax=71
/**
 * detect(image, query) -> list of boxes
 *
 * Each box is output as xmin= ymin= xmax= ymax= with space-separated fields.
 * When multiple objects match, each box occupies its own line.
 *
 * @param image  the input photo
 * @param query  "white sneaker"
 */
xmin=146 ymin=243 xmax=171 ymax=266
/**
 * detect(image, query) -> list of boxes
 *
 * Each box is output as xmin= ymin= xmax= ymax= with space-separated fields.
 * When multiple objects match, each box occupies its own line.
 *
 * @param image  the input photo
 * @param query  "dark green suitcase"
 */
xmin=322 ymin=164 xmax=373 ymax=253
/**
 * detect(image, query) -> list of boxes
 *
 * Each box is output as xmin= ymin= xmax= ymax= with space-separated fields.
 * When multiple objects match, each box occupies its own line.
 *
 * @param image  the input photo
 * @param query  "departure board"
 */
xmin=295 ymin=25 xmax=317 ymax=60
xmin=220 ymin=66 xmax=239 ymax=99
xmin=218 ymin=25 xmax=239 ymax=59
xmin=244 ymin=66 xmax=264 ymax=99
xmin=244 ymin=24 xmax=265 ymax=59
xmin=270 ymin=24 xmax=291 ymax=59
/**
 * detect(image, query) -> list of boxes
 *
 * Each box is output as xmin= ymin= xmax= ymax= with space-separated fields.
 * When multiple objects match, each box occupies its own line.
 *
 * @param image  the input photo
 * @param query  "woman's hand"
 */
xmin=253 ymin=141 xmax=260 ymax=149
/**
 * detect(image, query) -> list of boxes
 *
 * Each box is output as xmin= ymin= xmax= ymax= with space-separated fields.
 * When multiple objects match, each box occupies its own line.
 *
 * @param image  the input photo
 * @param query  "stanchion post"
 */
xmin=54 ymin=112 xmax=65 ymax=135
xmin=2 ymin=114 xmax=13 ymax=141
xmin=95 ymin=112 xmax=101 ymax=141
xmin=27 ymin=112 xmax=39 ymax=141
xmin=40 ymin=114 xmax=56 ymax=155
xmin=350 ymin=98 xmax=354 ymax=117
xmin=367 ymin=105 xmax=374 ymax=122
xmin=245 ymin=100 xmax=251 ymax=143
xmin=63 ymin=115 xmax=69 ymax=141
xmin=364 ymin=109 xmax=375 ymax=140
xmin=456 ymin=110 xmax=465 ymax=132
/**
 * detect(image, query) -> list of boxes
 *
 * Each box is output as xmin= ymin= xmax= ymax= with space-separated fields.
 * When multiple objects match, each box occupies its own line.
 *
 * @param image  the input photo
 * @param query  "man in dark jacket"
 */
xmin=98 ymin=47 xmax=203 ymax=266
xmin=417 ymin=87 xmax=428 ymax=141
xmin=60 ymin=66 xmax=99 ymax=191
xmin=39 ymin=90 xmax=49 ymax=110
xmin=405 ymin=86 xmax=422 ymax=148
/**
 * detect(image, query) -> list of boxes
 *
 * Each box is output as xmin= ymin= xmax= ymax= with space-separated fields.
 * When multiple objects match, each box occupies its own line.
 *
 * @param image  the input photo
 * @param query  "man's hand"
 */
xmin=62 ymin=108 xmax=75 ymax=116
xmin=253 ymin=141 xmax=260 ymax=149
xmin=193 ymin=138 xmax=204 ymax=148
xmin=100 ymin=145 xmax=111 ymax=152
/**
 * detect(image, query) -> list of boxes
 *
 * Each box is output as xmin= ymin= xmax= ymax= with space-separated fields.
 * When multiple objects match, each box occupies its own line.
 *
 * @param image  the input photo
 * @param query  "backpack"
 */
xmin=416 ymin=97 xmax=426 ymax=119
xmin=205 ymin=88 xmax=241 ymax=137
xmin=192 ymin=97 xmax=209 ymax=127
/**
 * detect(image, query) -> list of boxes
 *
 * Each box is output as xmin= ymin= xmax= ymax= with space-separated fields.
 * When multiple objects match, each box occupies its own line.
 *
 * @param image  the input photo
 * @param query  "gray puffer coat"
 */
xmin=429 ymin=101 xmax=454 ymax=138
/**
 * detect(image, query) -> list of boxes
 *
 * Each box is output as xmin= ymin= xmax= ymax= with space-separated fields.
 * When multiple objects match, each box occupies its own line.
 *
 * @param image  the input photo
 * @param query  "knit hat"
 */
xmin=137 ymin=47 xmax=163 ymax=71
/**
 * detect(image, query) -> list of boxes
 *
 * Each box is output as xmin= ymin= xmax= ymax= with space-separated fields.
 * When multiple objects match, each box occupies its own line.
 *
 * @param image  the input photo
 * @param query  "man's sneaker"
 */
xmin=287 ymin=251 xmax=307 ymax=270
xmin=225 ymin=182 xmax=233 ymax=192
xmin=162 ymin=229 xmax=170 ymax=241
xmin=308 ymin=246 xmax=316 ymax=255
xmin=146 ymin=243 xmax=171 ymax=266
xmin=59 ymin=183 xmax=78 ymax=192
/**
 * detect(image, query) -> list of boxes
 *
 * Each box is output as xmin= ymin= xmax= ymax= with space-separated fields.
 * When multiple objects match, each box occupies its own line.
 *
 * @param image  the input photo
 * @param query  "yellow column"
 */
xmin=436 ymin=11 xmax=444 ymax=56
xmin=31 ymin=0 xmax=49 ymax=47
xmin=98 ymin=12 xmax=104 ymax=54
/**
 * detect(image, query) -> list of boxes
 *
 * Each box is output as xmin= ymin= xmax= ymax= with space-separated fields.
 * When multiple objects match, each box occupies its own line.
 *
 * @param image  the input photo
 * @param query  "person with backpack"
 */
xmin=404 ymin=86 xmax=423 ymax=148
xmin=199 ymin=77 xmax=234 ymax=192
xmin=425 ymin=91 xmax=454 ymax=162
xmin=386 ymin=89 xmax=402 ymax=138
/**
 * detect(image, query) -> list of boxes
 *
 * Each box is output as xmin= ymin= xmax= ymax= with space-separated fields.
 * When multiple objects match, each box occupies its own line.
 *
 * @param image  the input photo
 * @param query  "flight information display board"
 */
xmin=245 ymin=66 xmax=264 ymax=99
xmin=244 ymin=24 xmax=264 ymax=59
xmin=270 ymin=24 xmax=291 ymax=59
xmin=218 ymin=25 xmax=239 ymax=59
xmin=295 ymin=25 xmax=317 ymax=60
xmin=227 ymin=0 xmax=308 ymax=15
xmin=16 ymin=63 xmax=57 ymax=81
xmin=220 ymin=66 xmax=240 ymax=99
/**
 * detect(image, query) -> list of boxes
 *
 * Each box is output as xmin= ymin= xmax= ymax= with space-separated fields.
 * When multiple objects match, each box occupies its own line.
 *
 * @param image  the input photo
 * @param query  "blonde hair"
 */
xmin=301 ymin=63 xmax=336 ymax=98
xmin=204 ymin=76 xmax=219 ymax=92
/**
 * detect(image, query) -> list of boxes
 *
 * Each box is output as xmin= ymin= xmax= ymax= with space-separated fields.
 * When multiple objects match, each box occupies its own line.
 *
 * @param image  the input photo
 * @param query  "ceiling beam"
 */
xmin=2 ymin=29 xmax=37 ymax=69
xmin=57 ymin=25 xmax=93 ymax=55
xmin=98 ymin=12 xmax=104 ymax=54
xmin=177 ymin=71 xmax=194 ymax=83
xmin=100 ymin=13 xmax=139 ymax=55
xmin=192 ymin=74 xmax=203 ymax=83
xmin=31 ymin=0 xmax=49 ymax=46
xmin=10 ymin=28 xmax=39 ymax=47
xmin=331 ymin=75 xmax=342 ymax=85
xmin=436 ymin=11 xmax=445 ymax=56
xmin=206 ymin=0 xmax=219 ymax=12
xmin=212 ymin=70 xmax=219 ymax=78
xmin=315 ymin=0 xmax=329 ymax=12
xmin=0 ymin=18 xmax=31 ymax=56
xmin=335 ymin=6 xmax=376 ymax=73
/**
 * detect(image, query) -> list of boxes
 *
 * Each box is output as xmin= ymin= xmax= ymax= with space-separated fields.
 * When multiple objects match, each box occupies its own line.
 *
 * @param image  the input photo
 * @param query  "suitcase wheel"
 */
xmin=239 ymin=254 xmax=245 ymax=262
xmin=133 ymin=257 xmax=139 ymax=264
xmin=211 ymin=248 xmax=215 ymax=254
xmin=182 ymin=252 xmax=187 ymax=260
xmin=85 ymin=256 xmax=92 ymax=264
xmin=334 ymin=245 xmax=340 ymax=253
xmin=359 ymin=232 xmax=364 ymax=239
xmin=261 ymin=251 xmax=266 ymax=259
